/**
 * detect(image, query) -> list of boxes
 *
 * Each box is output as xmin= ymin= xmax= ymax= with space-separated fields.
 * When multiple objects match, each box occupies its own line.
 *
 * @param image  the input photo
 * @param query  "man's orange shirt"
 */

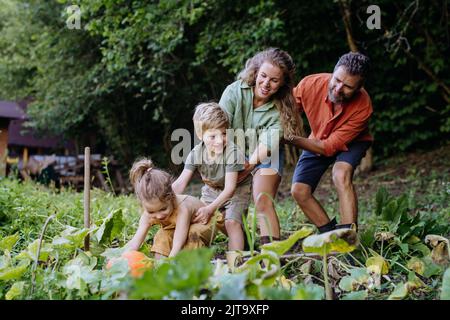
xmin=293 ymin=73 xmax=373 ymax=157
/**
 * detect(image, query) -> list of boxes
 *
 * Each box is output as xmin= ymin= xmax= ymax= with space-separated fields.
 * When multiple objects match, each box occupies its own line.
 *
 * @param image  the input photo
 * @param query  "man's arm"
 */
xmin=286 ymin=135 xmax=326 ymax=155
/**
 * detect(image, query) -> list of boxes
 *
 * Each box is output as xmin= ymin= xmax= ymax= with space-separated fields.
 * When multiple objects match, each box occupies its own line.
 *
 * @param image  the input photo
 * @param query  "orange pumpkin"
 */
xmin=106 ymin=250 xmax=153 ymax=278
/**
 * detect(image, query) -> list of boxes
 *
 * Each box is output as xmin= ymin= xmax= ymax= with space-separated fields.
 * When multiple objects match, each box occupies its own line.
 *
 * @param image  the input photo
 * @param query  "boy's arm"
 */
xmin=125 ymin=212 xmax=154 ymax=251
xmin=237 ymin=143 xmax=269 ymax=183
xmin=192 ymin=172 xmax=238 ymax=224
xmin=172 ymin=169 xmax=194 ymax=194
xmin=169 ymin=206 xmax=192 ymax=257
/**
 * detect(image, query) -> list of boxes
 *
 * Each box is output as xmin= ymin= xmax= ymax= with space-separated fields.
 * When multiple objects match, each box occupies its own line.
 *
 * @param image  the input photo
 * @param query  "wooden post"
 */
xmin=84 ymin=147 xmax=91 ymax=251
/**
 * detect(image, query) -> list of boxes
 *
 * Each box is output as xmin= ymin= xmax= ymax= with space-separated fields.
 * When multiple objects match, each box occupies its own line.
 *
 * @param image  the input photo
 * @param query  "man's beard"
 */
xmin=327 ymin=82 xmax=359 ymax=104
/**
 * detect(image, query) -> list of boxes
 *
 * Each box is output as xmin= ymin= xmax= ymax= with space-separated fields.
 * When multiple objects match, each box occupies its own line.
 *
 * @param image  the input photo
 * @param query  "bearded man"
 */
xmin=287 ymin=52 xmax=373 ymax=233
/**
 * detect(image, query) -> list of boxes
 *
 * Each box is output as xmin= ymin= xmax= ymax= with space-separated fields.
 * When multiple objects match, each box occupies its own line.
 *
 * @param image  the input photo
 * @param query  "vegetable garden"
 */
xmin=1 ymin=148 xmax=449 ymax=300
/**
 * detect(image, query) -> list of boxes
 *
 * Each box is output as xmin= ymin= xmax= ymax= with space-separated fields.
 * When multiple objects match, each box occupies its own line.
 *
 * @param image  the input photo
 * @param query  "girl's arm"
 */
xmin=125 ymin=212 xmax=153 ymax=251
xmin=169 ymin=206 xmax=192 ymax=257
xmin=192 ymin=172 xmax=238 ymax=224
xmin=172 ymin=169 xmax=194 ymax=194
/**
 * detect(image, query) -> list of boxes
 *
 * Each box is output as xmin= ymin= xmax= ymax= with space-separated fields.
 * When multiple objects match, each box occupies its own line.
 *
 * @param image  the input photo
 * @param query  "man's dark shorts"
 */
xmin=292 ymin=140 xmax=372 ymax=192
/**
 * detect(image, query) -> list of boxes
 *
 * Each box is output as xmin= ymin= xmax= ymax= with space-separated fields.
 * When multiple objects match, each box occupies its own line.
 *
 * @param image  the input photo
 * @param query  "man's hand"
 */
xmin=192 ymin=205 xmax=215 ymax=224
xmin=237 ymin=160 xmax=255 ymax=184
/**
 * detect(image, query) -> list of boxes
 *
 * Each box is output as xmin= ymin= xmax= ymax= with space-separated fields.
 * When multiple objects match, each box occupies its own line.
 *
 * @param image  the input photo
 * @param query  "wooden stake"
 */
xmin=84 ymin=147 xmax=91 ymax=251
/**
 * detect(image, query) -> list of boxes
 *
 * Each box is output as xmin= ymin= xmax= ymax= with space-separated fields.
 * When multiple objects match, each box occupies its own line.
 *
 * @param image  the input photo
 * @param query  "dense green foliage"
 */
xmin=0 ymin=0 xmax=449 ymax=165
xmin=0 ymin=163 xmax=448 ymax=300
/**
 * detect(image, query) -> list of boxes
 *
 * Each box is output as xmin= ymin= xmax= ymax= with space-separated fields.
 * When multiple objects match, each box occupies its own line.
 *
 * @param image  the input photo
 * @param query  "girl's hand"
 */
xmin=193 ymin=206 xmax=215 ymax=224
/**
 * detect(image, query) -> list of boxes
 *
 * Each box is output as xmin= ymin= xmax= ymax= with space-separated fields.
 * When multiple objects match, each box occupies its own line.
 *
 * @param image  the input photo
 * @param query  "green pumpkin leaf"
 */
xmin=131 ymin=248 xmax=213 ymax=299
xmin=407 ymin=257 xmax=425 ymax=275
xmin=212 ymin=272 xmax=248 ymax=300
xmin=0 ymin=233 xmax=20 ymax=252
xmin=94 ymin=209 xmax=124 ymax=245
xmin=366 ymin=255 xmax=390 ymax=275
xmin=302 ymin=229 xmax=358 ymax=256
xmin=0 ymin=260 xmax=30 ymax=281
xmin=15 ymin=239 xmax=53 ymax=262
xmin=388 ymin=282 xmax=408 ymax=300
xmin=338 ymin=268 xmax=370 ymax=292
xmin=5 ymin=281 xmax=25 ymax=300
xmin=293 ymin=283 xmax=324 ymax=300
xmin=341 ymin=290 xmax=368 ymax=300
xmin=52 ymin=226 xmax=90 ymax=249
xmin=441 ymin=268 xmax=450 ymax=300
xmin=261 ymin=226 xmax=314 ymax=256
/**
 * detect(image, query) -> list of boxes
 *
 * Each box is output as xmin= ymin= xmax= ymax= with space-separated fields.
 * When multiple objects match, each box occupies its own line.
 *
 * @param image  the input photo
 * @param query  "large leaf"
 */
xmin=131 ymin=248 xmax=214 ymax=299
xmin=236 ymin=251 xmax=280 ymax=287
xmin=341 ymin=290 xmax=368 ymax=300
xmin=52 ymin=226 xmax=91 ymax=250
xmin=94 ymin=209 xmax=125 ymax=245
xmin=293 ymin=283 xmax=324 ymax=300
xmin=388 ymin=271 xmax=424 ymax=300
xmin=388 ymin=282 xmax=408 ymax=300
xmin=260 ymin=226 xmax=314 ymax=256
xmin=15 ymin=239 xmax=53 ymax=262
xmin=62 ymin=253 xmax=103 ymax=297
xmin=441 ymin=268 xmax=450 ymax=300
xmin=0 ymin=260 xmax=30 ymax=281
xmin=302 ymin=228 xmax=359 ymax=256
xmin=0 ymin=233 xmax=20 ymax=252
xmin=338 ymin=268 xmax=370 ymax=292
xmin=5 ymin=281 xmax=25 ymax=300
xmin=366 ymin=255 xmax=390 ymax=275
xmin=407 ymin=257 xmax=425 ymax=275
xmin=212 ymin=272 xmax=248 ymax=300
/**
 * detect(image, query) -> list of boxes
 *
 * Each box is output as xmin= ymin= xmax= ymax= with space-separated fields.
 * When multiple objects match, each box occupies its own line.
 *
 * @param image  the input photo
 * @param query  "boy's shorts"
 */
xmin=150 ymin=212 xmax=225 ymax=257
xmin=200 ymin=180 xmax=252 ymax=225
xmin=292 ymin=140 xmax=372 ymax=193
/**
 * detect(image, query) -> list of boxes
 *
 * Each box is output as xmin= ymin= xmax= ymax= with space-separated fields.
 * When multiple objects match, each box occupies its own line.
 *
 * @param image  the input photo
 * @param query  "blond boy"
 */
xmin=172 ymin=102 xmax=251 ymax=251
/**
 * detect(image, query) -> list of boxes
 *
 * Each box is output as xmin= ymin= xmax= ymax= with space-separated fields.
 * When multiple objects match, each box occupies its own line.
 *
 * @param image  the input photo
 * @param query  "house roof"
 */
xmin=1 ymin=99 xmax=75 ymax=151
xmin=8 ymin=119 xmax=74 ymax=149
xmin=0 ymin=100 xmax=26 ymax=120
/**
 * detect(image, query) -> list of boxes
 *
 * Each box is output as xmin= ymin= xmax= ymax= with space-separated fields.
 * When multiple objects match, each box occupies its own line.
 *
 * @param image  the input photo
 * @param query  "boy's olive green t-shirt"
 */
xmin=219 ymin=79 xmax=283 ymax=156
xmin=184 ymin=141 xmax=246 ymax=189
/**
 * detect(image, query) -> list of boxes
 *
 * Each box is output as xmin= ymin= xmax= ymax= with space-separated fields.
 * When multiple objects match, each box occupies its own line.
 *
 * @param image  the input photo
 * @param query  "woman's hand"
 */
xmin=193 ymin=205 xmax=215 ymax=224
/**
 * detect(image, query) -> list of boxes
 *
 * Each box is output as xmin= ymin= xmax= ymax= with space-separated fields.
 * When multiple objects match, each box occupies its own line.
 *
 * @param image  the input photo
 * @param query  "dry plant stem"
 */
xmin=30 ymin=214 xmax=55 ymax=296
xmin=323 ymin=249 xmax=333 ymax=300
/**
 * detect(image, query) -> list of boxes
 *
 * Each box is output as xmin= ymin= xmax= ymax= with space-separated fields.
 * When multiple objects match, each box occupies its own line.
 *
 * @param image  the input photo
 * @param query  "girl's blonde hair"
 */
xmin=129 ymin=158 xmax=175 ymax=204
xmin=238 ymin=48 xmax=305 ymax=137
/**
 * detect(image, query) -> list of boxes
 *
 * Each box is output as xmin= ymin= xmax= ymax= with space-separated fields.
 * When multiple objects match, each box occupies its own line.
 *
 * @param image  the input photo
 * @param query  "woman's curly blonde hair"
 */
xmin=238 ymin=48 xmax=305 ymax=138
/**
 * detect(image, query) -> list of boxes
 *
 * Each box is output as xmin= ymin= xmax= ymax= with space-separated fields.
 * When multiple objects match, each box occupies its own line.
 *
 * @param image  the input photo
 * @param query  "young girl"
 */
xmin=125 ymin=158 xmax=223 ymax=259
